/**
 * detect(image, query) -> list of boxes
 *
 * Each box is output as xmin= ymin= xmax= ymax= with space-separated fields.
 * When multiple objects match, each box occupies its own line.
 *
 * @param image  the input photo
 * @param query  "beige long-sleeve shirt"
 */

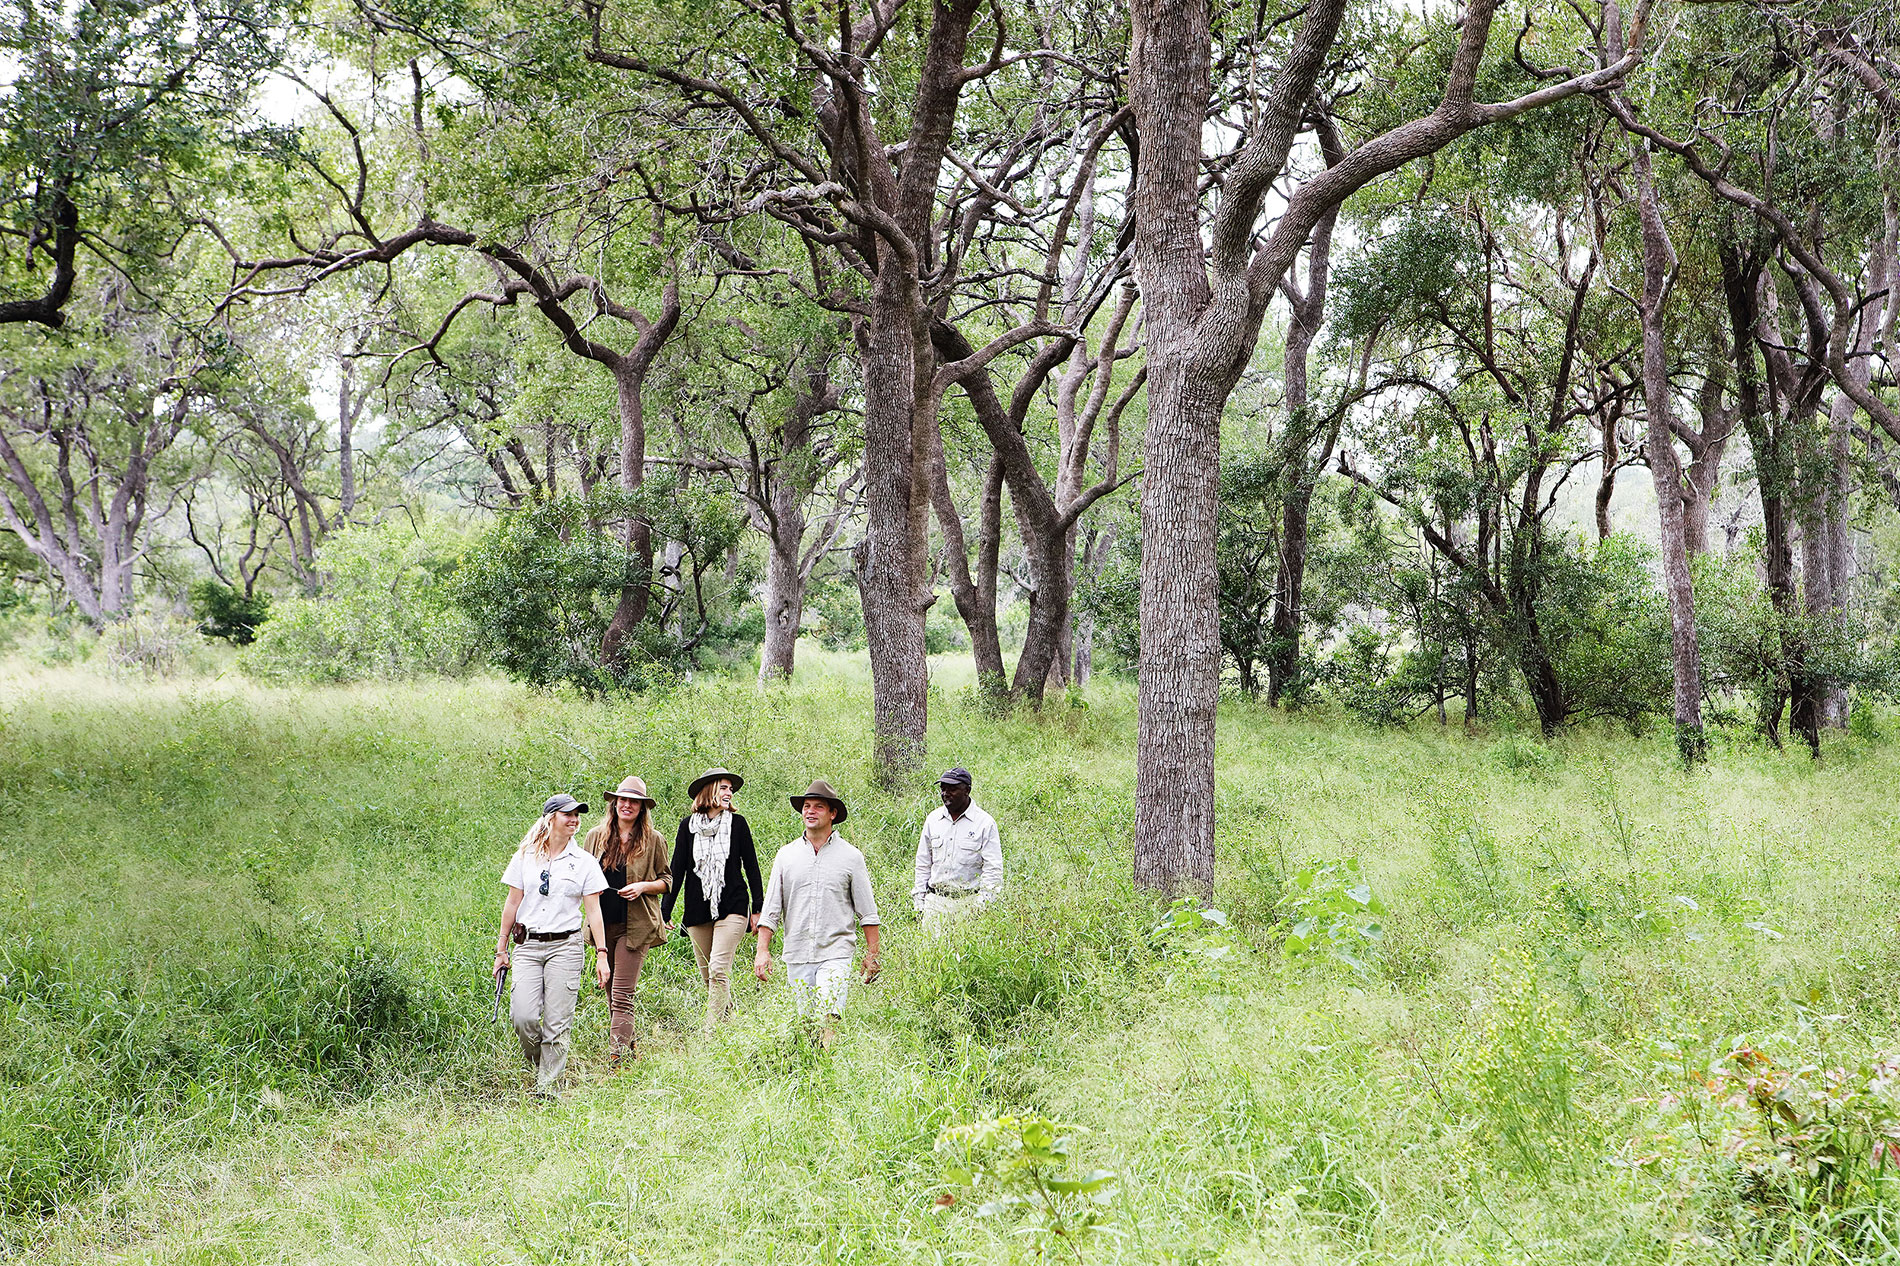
xmin=759 ymin=834 xmax=881 ymax=964
xmin=912 ymin=804 xmax=1004 ymax=909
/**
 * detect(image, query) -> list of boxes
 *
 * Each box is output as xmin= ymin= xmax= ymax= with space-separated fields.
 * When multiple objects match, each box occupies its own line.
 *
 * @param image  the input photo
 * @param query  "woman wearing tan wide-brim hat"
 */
xmin=663 ymin=767 xmax=763 ymax=1031
xmin=583 ymin=775 xmax=670 ymax=1066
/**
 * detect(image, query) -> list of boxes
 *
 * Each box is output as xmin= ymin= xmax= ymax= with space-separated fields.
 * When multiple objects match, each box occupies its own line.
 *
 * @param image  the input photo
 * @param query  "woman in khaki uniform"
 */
xmin=585 ymin=776 xmax=670 ymax=1066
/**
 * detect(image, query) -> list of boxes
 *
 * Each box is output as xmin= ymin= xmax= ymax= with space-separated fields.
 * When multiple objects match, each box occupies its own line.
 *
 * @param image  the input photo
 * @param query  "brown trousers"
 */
xmin=603 ymin=926 xmax=651 ymax=1056
xmin=687 ymin=913 xmax=749 ymax=1030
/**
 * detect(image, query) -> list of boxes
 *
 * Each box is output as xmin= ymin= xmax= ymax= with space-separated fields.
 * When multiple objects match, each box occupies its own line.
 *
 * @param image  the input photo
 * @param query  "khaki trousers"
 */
xmin=509 ymin=934 xmax=582 ymax=1093
xmin=920 ymin=890 xmax=980 ymax=934
xmin=604 ymin=926 xmax=651 ymax=1056
xmin=687 ymin=913 xmax=748 ymax=1030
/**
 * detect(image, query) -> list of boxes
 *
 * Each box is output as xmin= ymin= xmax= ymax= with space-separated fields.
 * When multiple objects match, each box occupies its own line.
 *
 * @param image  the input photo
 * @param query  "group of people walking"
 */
xmin=494 ymin=765 xmax=1005 ymax=1098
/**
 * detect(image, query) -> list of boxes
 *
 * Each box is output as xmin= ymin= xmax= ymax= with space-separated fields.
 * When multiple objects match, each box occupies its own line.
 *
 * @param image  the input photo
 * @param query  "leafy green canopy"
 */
xmin=0 ymin=0 xmax=290 ymax=321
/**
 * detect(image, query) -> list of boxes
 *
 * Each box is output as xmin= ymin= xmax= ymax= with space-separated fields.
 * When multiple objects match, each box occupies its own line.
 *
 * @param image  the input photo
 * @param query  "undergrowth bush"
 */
xmin=904 ymin=890 xmax=1148 ymax=1055
xmin=100 ymin=612 xmax=198 ymax=678
xmin=1622 ymin=1025 xmax=1900 ymax=1256
xmin=241 ymin=522 xmax=478 ymax=683
xmin=1466 ymin=951 xmax=1586 ymax=1182
xmin=0 ymin=930 xmax=477 ymax=1217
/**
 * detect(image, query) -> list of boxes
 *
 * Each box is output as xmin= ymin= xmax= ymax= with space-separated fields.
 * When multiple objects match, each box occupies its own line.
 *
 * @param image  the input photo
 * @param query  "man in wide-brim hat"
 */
xmin=755 ymin=779 xmax=880 ymax=1039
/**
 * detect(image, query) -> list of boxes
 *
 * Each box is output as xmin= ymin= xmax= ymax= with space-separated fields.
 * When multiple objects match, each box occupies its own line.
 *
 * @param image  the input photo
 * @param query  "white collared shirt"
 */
xmin=912 ymin=803 xmax=1003 ymax=909
xmin=501 ymin=839 xmax=607 ymax=934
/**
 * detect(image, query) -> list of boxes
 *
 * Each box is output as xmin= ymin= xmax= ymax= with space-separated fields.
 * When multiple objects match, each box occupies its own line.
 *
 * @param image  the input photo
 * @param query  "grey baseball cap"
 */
xmin=542 ymin=793 xmax=588 ymax=816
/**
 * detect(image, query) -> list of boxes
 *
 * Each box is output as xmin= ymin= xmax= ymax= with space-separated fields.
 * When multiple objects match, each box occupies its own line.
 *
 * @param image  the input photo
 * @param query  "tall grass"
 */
xmin=5 ymin=652 xmax=1900 ymax=1262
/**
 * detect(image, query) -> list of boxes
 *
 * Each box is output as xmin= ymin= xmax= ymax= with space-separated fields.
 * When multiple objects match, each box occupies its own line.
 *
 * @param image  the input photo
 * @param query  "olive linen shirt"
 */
xmin=758 ymin=834 xmax=881 ymax=965
xmin=501 ymin=840 xmax=607 ymax=934
xmin=596 ymin=837 xmax=670 ymax=950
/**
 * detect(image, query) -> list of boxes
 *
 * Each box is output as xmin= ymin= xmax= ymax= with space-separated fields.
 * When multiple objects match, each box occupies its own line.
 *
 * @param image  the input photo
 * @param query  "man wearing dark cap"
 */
xmin=912 ymin=767 xmax=1003 ymax=926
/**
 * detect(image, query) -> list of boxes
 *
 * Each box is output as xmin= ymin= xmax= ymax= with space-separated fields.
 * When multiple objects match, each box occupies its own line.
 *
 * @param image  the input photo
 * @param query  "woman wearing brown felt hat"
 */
xmin=662 ymin=767 xmax=764 ymax=1031
xmin=584 ymin=776 xmax=669 ymax=1067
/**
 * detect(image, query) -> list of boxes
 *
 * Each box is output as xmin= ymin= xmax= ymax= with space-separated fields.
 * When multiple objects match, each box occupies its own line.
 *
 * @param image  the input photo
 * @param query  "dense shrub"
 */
xmin=241 ymin=522 xmax=479 ymax=683
xmin=452 ymin=481 xmax=755 ymax=692
xmin=0 ymin=932 xmax=475 ymax=1218
xmin=189 ymin=579 xmax=270 ymax=644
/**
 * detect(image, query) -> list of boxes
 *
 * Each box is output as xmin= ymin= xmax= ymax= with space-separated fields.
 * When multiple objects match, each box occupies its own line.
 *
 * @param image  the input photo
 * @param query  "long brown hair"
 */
xmin=586 ymin=800 xmax=661 ymax=871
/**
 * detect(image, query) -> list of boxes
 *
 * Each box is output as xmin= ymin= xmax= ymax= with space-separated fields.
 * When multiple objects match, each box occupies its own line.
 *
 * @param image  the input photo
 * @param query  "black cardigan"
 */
xmin=661 ymin=812 xmax=763 ymax=927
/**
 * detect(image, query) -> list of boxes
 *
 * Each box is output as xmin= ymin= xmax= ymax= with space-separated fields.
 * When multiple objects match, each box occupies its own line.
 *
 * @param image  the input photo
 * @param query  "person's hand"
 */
xmin=618 ymin=883 xmax=640 ymax=899
xmin=595 ymin=956 xmax=612 ymax=990
xmin=493 ymin=949 xmax=510 ymax=974
xmin=861 ymin=953 xmax=881 ymax=984
xmin=753 ymin=949 xmax=772 ymax=983
xmin=747 ymin=913 xmax=760 ymax=935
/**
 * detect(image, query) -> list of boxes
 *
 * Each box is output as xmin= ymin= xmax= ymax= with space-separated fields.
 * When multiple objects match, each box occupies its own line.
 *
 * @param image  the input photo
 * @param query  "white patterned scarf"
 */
xmin=689 ymin=811 xmax=733 ymax=914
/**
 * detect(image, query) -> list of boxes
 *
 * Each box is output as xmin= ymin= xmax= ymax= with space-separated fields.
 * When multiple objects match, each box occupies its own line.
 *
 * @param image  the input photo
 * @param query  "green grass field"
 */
xmin=5 ymin=651 xmax=1899 ymax=1263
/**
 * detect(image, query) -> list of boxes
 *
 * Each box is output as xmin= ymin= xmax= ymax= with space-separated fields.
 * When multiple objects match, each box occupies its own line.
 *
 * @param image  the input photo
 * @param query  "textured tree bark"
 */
xmin=1264 ymin=120 xmax=1344 ymax=708
xmin=1813 ymin=238 xmax=1885 ymax=726
xmin=600 ymin=360 xmax=658 ymax=665
xmin=1127 ymin=0 xmax=1229 ymax=897
xmin=1595 ymin=416 xmax=1619 ymax=541
xmin=758 ymin=532 xmax=804 ymax=684
xmin=1628 ymin=138 xmax=1706 ymax=761
xmin=1721 ymin=236 xmax=1817 ymax=754
xmin=337 ymin=355 xmax=360 ymax=523
xmin=1680 ymin=363 xmax=1733 ymax=558
xmin=1124 ymin=0 xmax=1644 ymax=893
xmin=927 ymin=437 xmax=1008 ymax=696
xmin=753 ymin=379 xmax=833 ymax=686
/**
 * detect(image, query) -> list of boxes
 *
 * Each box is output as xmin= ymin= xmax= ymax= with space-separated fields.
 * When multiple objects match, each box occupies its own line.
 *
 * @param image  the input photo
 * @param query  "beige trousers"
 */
xmin=687 ymin=914 xmax=749 ymax=1029
xmin=509 ymin=935 xmax=582 ymax=1093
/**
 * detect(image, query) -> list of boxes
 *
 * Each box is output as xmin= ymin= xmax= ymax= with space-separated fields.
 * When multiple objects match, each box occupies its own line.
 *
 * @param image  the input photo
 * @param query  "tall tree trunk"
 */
xmin=338 ymin=356 xmax=359 ymax=522
xmin=757 ymin=455 xmax=813 ymax=686
xmin=927 ymin=441 xmax=1008 ymax=696
xmin=1594 ymin=414 xmax=1619 ymax=540
xmin=1629 ymin=137 xmax=1706 ymax=762
xmin=1722 ymin=235 xmax=1818 ymax=755
xmin=1681 ymin=365 xmax=1732 ymax=558
xmin=1266 ymin=122 xmax=1342 ymax=707
xmin=1125 ymin=0 xmax=1640 ymax=893
xmin=859 ymin=275 xmax=933 ymax=779
xmin=601 ymin=361 xmax=657 ymax=666
xmin=1815 ymin=238 xmax=1885 ymax=726
xmin=758 ymin=536 xmax=804 ymax=685
xmin=931 ymin=320 xmax=1075 ymax=706
xmin=1127 ymin=0 xmax=1229 ymax=899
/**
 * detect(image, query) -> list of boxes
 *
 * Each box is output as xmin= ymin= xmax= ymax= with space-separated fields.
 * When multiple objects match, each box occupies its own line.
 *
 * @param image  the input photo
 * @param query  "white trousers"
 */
xmin=787 ymin=959 xmax=853 ymax=1017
